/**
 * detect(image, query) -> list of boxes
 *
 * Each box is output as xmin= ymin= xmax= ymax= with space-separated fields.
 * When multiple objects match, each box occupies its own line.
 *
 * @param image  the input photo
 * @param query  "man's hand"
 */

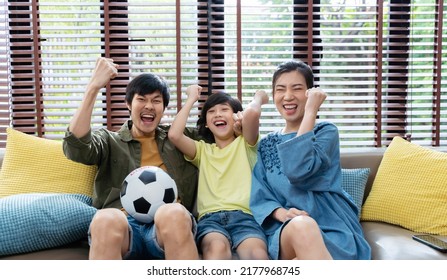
xmin=87 ymin=57 xmax=119 ymax=92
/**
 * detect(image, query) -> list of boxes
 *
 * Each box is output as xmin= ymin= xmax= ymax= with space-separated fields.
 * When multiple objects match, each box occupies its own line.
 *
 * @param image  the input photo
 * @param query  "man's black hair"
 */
xmin=125 ymin=73 xmax=170 ymax=108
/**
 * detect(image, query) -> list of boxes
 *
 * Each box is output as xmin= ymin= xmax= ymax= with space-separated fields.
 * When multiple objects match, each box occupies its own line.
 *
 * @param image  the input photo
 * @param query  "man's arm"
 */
xmin=69 ymin=57 xmax=119 ymax=138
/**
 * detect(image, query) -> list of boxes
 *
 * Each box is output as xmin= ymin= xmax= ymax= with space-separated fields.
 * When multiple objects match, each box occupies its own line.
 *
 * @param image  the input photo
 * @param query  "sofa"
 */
xmin=340 ymin=148 xmax=447 ymax=260
xmin=1 ymin=141 xmax=446 ymax=261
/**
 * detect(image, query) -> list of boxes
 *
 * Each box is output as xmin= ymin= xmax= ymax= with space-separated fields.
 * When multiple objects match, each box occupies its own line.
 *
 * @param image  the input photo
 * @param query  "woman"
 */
xmin=250 ymin=60 xmax=371 ymax=260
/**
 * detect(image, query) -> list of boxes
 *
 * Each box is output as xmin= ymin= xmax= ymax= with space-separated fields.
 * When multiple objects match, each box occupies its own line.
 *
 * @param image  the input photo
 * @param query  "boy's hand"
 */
xmin=233 ymin=112 xmax=243 ymax=136
xmin=255 ymin=89 xmax=269 ymax=105
xmin=185 ymin=84 xmax=202 ymax=103
xmin=232 ymin=89 xmax=269 ymax=137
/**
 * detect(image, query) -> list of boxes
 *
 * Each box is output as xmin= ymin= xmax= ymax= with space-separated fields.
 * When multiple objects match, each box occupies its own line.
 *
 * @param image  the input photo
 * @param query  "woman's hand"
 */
xmin=305 ymin=87 xmax=327 ymax=115
xmin=296 ymin=87 xmax=327 ymax=137
xmin=273 ymin=207 xmax=309 ymax=223
xmin=285 ymin=207 xmax=309 ymax=220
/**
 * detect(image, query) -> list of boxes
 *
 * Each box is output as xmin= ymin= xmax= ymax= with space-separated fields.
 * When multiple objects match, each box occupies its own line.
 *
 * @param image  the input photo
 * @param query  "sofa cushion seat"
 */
xmin=0 ymin=239 xmax=89 ymax=260
xmin=362 ymin=221 xmax=447 ymax=260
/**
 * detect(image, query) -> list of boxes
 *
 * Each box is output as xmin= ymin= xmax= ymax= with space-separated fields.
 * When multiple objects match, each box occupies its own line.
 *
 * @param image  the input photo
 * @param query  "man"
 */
xmin=63 ymin=57 xmax=201 ymax=259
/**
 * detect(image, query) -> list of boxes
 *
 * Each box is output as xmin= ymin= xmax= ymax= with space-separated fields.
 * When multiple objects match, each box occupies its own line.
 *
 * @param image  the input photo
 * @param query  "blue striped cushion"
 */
xmin=341 ymin=168 xmax=370 ymax=219
xmin=0 ymin=193 xmax=97 ymax=256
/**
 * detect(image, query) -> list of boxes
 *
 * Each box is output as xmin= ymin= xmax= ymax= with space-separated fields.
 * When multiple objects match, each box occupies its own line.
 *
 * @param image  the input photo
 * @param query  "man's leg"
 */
xmin=154 ymin=203 xmax=199 ymax=260
xmin=88 ymin=208 xmax=130 ymax=260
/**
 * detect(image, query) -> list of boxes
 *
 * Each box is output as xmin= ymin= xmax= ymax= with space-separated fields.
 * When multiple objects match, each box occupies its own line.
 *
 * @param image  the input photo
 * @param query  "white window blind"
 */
xmin=0 ymin=0 xmax=445 ymax=148
xmin=0 ymin=0 xmax=9 ymax=143
xmin=39 ymin=1 xmax=104 ymax=136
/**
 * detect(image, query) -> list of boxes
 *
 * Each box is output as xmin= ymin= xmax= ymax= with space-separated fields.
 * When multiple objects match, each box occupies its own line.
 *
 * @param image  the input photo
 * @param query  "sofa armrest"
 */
xmin=0 ymin=148 xmax=5 ymax=168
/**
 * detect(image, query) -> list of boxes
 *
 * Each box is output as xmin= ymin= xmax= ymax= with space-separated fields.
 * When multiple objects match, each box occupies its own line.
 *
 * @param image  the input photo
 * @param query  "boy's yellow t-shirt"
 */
xmin=188 ymin=136 xmax=259 ymax=219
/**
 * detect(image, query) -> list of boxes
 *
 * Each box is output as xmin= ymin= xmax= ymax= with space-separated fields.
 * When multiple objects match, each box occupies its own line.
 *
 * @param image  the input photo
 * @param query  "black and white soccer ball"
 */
xmin=120 ymin=166 xmax=178 ymax=224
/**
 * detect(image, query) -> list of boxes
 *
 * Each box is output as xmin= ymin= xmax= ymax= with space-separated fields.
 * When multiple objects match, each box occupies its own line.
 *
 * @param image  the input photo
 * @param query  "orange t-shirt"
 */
xmin=135 ymin=135 xmax=167 ymax=172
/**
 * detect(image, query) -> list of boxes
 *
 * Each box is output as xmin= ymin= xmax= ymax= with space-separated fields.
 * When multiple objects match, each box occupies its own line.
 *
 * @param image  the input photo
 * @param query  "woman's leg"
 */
xmin=279 ymin=215 xmax=332 ymax=260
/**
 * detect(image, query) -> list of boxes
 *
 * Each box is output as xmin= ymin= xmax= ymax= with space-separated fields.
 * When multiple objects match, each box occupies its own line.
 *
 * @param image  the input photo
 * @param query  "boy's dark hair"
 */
xmin=125 ymin=73 xmax=170 ymax=109
xmin=197 ymin=92 xmax=243 ymax=143
xmin=272 ymin=60 xmax=314 ymax=94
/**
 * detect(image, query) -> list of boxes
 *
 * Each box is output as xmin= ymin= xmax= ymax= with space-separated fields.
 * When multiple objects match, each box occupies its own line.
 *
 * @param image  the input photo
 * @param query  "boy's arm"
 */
xmin=69 ymin=57 xmax=119 ymax=138
xmin=168 ymin=85 xmax=201 ymax=159
xmin=239 ymin=90 xmax=269 ymax=146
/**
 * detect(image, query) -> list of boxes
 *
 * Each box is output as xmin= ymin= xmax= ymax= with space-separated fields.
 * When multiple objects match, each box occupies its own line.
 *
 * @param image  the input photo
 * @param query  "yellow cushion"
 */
xmin=0 ymin=128 xmax=97 ymax=198
xmin=361 ymin=136 xmax=447 ymax=235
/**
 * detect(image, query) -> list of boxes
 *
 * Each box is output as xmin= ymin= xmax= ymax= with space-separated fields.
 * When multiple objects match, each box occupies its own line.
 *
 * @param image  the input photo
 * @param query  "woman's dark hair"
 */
xmin=197 ymin=92 xmax=243 ymax=143
xmin=272 ymin=60 xmax=314 ymax=94
xmin=125 ymin=73 xmax=170 ymax=109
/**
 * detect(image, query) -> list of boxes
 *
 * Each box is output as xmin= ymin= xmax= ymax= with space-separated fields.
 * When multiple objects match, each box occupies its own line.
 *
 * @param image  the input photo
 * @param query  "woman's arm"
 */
xmin=279 ymin=122 xmax=340 ymax=189
xmin=297 ymin=87 xmax=327 ymax=137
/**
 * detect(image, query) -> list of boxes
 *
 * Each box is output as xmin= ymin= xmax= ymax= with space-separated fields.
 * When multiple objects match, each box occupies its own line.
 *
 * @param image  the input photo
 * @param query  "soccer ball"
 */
xmin=120 ymin=166 xmax=178 ymax=224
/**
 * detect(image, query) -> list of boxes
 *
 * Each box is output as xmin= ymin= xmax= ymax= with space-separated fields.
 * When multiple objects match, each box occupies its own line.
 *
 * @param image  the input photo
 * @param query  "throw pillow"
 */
xmin=0 ymin=193 xmax=97 ymax=256
xmin=361 ymin=136 xmax=447 ymax=235
xmin=0 ymin=128 xmax=97 ymax=198
xmin=341 ymin=168 xmax=370 ymax=219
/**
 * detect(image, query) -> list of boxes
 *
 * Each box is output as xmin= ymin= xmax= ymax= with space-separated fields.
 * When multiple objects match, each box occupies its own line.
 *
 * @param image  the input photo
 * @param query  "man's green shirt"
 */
xmin=63 ymin=120 xmax=200 ymax=213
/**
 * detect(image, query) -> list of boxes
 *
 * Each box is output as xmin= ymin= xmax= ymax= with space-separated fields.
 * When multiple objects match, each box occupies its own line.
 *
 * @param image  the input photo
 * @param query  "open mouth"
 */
xmin=141 ymin=113 xmax=155 ymax=123
xmin=283 ymin=104 xmax=297 ymax=111
xmin=213 ymin=120 xmax=227 ymax=127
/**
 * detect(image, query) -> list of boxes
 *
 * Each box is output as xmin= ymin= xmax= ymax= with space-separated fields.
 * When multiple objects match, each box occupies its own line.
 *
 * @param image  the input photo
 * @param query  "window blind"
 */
xmin=0 ymin=0 xmax=445 ymax=148
xmin=0 ymin=0 xmax=9 ymax=143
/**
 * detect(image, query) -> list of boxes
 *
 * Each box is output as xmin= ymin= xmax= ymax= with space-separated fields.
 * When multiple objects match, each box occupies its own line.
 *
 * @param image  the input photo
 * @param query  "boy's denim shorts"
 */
xmin=196 ymin=210 xmax=267 ymax=251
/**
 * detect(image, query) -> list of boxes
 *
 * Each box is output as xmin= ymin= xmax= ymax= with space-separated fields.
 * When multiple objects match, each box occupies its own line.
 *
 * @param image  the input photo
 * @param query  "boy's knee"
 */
xmin=202 ymin=238 xmax=232 ymax=260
